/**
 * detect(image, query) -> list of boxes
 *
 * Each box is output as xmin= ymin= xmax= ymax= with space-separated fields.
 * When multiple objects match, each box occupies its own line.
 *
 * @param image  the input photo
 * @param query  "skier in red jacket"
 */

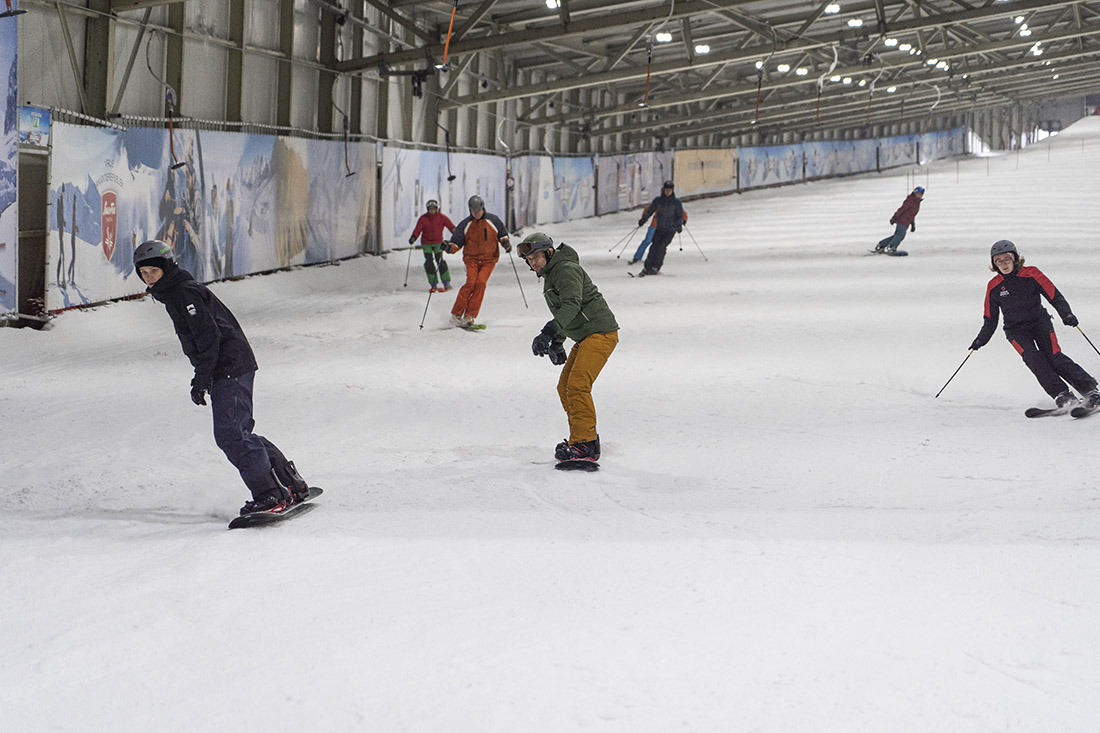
xmin=409 ymin=199 xmax=455 ymax=292
xmin=874 ymin=187 xmax=923 ymax=254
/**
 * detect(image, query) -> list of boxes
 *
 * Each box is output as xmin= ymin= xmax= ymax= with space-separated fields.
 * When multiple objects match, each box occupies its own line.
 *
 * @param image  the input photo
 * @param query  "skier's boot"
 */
xmin=627 ymin=258 xmax=639 ymax=265
xmin=559 ymin=439 xmax=599 ymax=463
xmin=442 ymin=281 xmax=453 ymax=291
xmin=240 ymin=484 xmax=291 ymax=516
xmin=1085 ymin=390 xmax=1100 ymax=409
xmin=1055 ymin=390 xmax=1078 ymax=412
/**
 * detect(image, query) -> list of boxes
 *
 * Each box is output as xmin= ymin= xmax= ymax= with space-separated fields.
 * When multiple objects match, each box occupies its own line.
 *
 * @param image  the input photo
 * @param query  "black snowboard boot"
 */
xmin=240 ymin=485 xmax=291 ymax=516
xmin=559 ymin=439 xmax=599 ymax=462
xmin=273 ymin=460 xmax=310 ymax=503
xmin=556 ymin=435 xmax=600 ymax=461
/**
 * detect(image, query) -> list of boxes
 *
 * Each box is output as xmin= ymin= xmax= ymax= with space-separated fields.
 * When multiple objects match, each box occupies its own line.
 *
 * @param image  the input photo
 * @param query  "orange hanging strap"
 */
xmin=441 ymin=0 xmax=458 ymax=67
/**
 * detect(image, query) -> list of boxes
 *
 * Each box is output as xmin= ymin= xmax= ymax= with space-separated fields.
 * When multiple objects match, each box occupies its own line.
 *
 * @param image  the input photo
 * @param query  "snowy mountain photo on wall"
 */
xmin=0 ymin=19 xmax=18 ymax=314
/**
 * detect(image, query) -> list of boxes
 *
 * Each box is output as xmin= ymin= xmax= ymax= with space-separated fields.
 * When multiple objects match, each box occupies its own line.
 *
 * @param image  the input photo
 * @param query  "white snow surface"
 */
xmin=4 ymin=118 xmax=1100 ymax=732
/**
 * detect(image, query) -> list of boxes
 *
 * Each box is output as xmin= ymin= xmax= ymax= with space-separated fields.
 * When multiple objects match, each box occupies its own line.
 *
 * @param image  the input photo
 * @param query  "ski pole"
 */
xmin=1077 ymin=325 xmax=1100 ymax=359
xmin=418 ymin=287 xmax=433 ymax=329
xmin=403 ymin=243 xmax=415 ymax=287
xmin=684 ymin=224 xmax=709 ymax=262
xmin=935 ymin=350 xmax=974 ymax=398
xmin=508 ymin=249 xmax=528 ymax=308
xmin=610 ymin=224 xmax=641 ymax=255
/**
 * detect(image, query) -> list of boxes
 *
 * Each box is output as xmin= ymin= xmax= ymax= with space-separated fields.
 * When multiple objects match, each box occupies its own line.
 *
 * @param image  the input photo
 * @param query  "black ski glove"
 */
xmin=910 ymin=223 xmax=916 ymax=233
xmin=532 ymin=321 xmax=557 ymax=357
xmin=549 ymin=341 xmax=568 ymax=366
xmin=408 ymin=235 xmax=416 ymax=245
xmin=1064 ymin=313 xmax=1079 ymax=327
xmin=190 ymin=378 xmax=209 ymax=406
xmin=969 ymin=339 xmax=983 ymax=351
xmin=889 ymin=217 xmax=896 ymax=225
xmin=638 ymin=217 xmax=646 ymax=227
xmin=502 ymin=241 xmax=512 ymax=253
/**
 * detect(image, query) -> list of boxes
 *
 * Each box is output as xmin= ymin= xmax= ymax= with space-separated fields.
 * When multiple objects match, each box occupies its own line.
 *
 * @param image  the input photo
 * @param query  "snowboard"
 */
xmin=867 ymin=248 xmax=908 ymax=257
xmin=555 ymin=459 xmax=600 ymax=472
xmin=228 ymin=487 xmax=323 ymax=529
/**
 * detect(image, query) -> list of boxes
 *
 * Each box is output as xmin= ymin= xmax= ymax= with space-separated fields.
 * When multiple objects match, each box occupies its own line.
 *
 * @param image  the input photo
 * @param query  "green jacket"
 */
xmin=539 ymin=244 xmax=618 ymax=342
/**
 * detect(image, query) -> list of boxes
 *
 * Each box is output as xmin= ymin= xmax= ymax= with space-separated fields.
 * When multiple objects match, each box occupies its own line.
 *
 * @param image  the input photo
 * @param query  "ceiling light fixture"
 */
xmin=695 ymin=44 xmax=711 ymax=54
xmin=884 ymin=38 xmax=898 ymax=47
xmin=847 ymin=18 xmax=863 ymax=27
xmin=656 ymin=32 xmax=672 ymax=43
xmin=825 ymin=4 xmax=841 ymax=14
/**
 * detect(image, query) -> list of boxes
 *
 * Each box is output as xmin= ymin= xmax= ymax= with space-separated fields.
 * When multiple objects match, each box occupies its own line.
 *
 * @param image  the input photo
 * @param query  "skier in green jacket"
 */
xmin=517 ymin=232 xmax=619 ymax=468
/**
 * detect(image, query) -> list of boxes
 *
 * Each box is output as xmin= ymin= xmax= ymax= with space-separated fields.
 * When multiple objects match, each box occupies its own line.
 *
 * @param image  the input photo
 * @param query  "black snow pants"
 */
xmin=642 ymin=228 xmax=677 ymax=275
xmin=1007 ymin=320 xmax=1097 ymax=398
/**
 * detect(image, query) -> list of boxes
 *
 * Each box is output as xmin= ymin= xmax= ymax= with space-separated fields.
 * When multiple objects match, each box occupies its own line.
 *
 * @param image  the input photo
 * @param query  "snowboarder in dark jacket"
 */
xmin=636 ymin=180 xmax=685 ymax=276
xmin=970 ymin=239 xmax=1099 ymax=411
xmin=134 ymin=239 xmax=312 ymax=516
xmin=875 ymin=186 xmax=923 ymax=253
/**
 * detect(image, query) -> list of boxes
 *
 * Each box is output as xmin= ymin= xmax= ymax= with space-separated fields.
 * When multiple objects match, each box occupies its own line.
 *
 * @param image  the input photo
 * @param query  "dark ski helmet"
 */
xmin=662 ymin=180 xmax=675 ymax=190
xmin=913 ymin=186 xmax=925 ymax=195
xmin=990 ymin=239 xmax=1018 ymax=264
xmin=468 ymin=195 xmax=485 ymax=211
xmin=517 ymin=232 xmax=555 ymax=260
xmin=426 ymin=199 xmax=439 ymax=210
xmin=133 ymin=239 xmax=175 ymax=272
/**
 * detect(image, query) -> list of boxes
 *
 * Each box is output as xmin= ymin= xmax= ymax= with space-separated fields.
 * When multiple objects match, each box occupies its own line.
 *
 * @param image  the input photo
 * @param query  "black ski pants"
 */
xmin=1007 ymin=321 xmax=1097 ymax=399
xmin=210 ymin=370 xmax=292 ymax=498
xmin=642 ymin=228 xmax=677 ymax=274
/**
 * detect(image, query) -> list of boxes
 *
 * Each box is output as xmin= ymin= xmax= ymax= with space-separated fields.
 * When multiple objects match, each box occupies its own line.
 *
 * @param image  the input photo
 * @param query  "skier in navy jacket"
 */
xmin=134 ymin=239 xmax=313 ymax=516
xmin=970 ymin=240 xmax=1099 ymax=411
xmin=636 ymin=180 xmax=685 ymax=276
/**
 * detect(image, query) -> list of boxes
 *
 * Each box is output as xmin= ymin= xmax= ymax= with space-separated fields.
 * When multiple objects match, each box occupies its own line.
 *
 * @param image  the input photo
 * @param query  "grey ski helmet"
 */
xmin=517 ymin=231 xmax=554 ymax=260
xmin=468 ymin=195 xmax=485 ymax=211
xmin=426 ymin=199 xmax=439 ymax=210
xmin=990 ymin=239 xmax=1018 ymax=258
xmin=133 ymin=239 xmax=175 ymax=271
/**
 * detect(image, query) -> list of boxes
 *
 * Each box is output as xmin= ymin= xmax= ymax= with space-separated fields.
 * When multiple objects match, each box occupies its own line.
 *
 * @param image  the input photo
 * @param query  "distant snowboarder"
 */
xmin=874 ymin=186 xmax=923 ymax=254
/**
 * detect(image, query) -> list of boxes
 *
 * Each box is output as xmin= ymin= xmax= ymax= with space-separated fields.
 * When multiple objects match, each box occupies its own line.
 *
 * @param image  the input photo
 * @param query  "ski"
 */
xmin=555 ymin=459 xmax=600 ymax=472
xmin=1071 ymin=404 xmax=1100 ymax=419
xmin=228 ymin=487 xmax=323 ymax=529
xmin=459 ymin=322 xmax=486 ymax=331
xmin=1024 ymin=406 xmax=1070 ymax=418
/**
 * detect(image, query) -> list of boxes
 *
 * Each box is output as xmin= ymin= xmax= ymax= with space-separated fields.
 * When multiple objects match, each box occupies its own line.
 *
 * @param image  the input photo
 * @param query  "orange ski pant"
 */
xmin=557 ymin=330 xmax=619 ymax=443
xmin=451 ymin=258 xmax=496 ymax=319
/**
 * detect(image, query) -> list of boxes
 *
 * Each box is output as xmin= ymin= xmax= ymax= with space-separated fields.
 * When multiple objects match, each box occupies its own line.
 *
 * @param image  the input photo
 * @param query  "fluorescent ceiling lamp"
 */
xmin=926 ymin=58 xmax=938 ymax=65
xmin=842 ymin=77 xmax=852 ymax=84
xmin=830 ymin=74 xmax=842 ymax=82
xmin=884 ymin=38 xmax=898 ymax=47
xmin=825 ymin=4 xmax=841 ymax=14
xmin=899 ymin=43 xmax=912 ymax=51
xmin=695 ymin=44 xmax=711 ymax=54
xmin=1053 ymin=74 xmax=1059 ymax=79
xmin=755 ymin=60 xmax=764 ymax=69
xmin=777 ymin=63 xmax=791 ymax=72
xmin=795 ymin=67 xmax=808 ymax=76
xmin=858 ymin=79 xmax=866 ymax=87
xmin=1015 ymin=15 xmax=1025 ymax=24
xmin=545 ymin=0 xmax=560 ymax=8
xmin=887 ymin=86 xmax=897 ymax=92
xmin=1019 ymin=28 xmax=1032 ymax=36
xmin=847 ymin=18 xmax=863 ymax=27
xmin=656 ymin=32 xmax=673 ymax=43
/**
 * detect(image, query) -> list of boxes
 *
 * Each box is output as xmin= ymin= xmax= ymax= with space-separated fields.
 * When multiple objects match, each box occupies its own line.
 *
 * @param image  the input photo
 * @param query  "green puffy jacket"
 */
xmin=539 ymin=244 xmax=618 ymax=342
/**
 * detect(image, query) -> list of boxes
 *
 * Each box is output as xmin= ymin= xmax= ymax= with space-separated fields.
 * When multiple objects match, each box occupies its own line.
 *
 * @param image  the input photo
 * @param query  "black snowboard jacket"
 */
xmin=148 ymin=264 xmax=258 ymax=388
xmin=973 ymin=265 xmax=1073 ymax=348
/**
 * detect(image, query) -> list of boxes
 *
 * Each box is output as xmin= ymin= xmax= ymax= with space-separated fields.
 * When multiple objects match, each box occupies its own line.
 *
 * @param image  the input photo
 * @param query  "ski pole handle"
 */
xmin=935 ymin=350 xmax=974 ymax=399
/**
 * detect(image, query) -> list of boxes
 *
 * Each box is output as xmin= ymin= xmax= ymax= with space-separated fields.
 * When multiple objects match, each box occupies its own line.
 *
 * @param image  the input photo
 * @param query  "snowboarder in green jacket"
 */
xmin=517 ymin=232 xmax=619 ymax=467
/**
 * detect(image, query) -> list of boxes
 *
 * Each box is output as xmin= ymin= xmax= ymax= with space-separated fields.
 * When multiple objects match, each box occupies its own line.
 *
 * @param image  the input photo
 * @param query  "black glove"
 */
xmin=548 ymin=341 xmax=567 ymax=366
xmin=408 ymin=235 xmax=416 ymax=245
xmin=502 ymin=242 xmax=512 ymax=253
xmin=889 ymin=218 xmax=896 ymax=225
xmin=638 ymin=218 xmax=646 ymax=227
xmin=910 ymin=223 xmax=916 ymax=233
xmin=1064 ymin=313 xmax=1079 ymax=327
xmin=532 ymin=321 xmax=556 ymax=357
xmin=969 ymin=339 xmax=982 ymax=352
xmin=190 ymin=379 xmax=208 ymax=406
xmin=676 ymin=226 xmax=683 ymax=233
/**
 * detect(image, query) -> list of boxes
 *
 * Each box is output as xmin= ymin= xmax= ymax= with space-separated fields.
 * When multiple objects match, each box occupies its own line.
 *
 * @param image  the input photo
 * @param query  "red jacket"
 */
xmin=411 ymin=212 xmax=455 ymax=245
xmin=890 ymin=193 xmax=922 ymax=226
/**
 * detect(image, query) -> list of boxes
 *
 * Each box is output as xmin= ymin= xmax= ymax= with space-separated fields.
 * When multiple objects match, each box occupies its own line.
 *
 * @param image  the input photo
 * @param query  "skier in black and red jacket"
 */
xmin=970 ymin=240 xmax=1100 ymax=411
xmin=875 ymin=187 xmax=923 ymax=253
